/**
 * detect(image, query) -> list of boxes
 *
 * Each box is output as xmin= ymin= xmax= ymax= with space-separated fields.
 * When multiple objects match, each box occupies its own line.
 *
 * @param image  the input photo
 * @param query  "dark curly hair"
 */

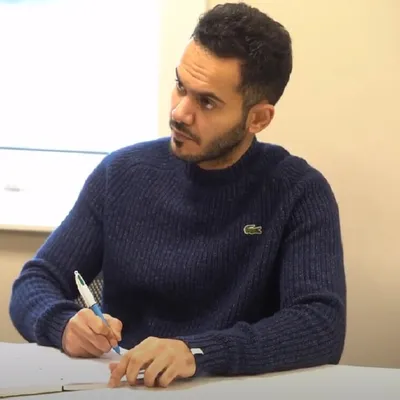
xmin=192 ymin=2 xmax=292 ymax=107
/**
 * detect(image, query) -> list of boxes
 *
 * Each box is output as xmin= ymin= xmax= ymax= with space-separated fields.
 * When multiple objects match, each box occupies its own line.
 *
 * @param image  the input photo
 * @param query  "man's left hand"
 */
xmin=108 ymin=337 xmax=196 ymax=388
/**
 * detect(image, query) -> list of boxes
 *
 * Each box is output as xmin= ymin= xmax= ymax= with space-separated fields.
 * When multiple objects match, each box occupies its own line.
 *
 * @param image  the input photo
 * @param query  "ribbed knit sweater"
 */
xmin=9 ymin=137 xmax=346 ymax=377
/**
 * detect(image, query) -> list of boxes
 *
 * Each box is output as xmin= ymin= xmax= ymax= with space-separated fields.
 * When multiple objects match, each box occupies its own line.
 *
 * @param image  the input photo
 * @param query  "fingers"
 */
xmin=83 ymin=310 xmax=121 ymax=348
xmin=104 ymin=314 xmax=123 ymax=342
xmin=107 ymin=338 xmax=196 ymax=389
xmin=108 ymin=353 xmax=130 ymax=387
xmin=76 ymin=336 xmax=106 ymax=358
xmin=109 ymin=351 xmax=151 ymax=387
xmin=126 ymin=353 xmax=151 ymax=386
xmin=70 ymin=313 xmax=112 ymax=354
xmin=109 ymin=362 xmax=118 ymax=373
xmin=63 ymin=309 xmax=122 ymax=358
xmin=84 ymin=310 xmax=111 ymax=336
xmin=143 ymin=352 xmax=173 ymax=387
xmin=158 ymin=365 xmax=179 ymax=388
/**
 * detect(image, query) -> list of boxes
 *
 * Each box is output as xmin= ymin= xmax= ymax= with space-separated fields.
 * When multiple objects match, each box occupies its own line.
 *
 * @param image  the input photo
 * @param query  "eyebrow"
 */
xmin=175 ymin=69 xmax=225 ymax=105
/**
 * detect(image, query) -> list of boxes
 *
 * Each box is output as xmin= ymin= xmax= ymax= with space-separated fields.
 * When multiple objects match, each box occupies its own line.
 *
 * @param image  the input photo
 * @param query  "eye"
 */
xmin=175 ymin=79 xmax=186 ymax=94
xmin=199 ymin=97 xmax=215 ymax=110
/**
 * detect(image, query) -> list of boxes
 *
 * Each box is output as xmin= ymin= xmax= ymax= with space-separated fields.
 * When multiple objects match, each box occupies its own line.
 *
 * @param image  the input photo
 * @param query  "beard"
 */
xmin=169 ymin=117 xmax=247 ymax=164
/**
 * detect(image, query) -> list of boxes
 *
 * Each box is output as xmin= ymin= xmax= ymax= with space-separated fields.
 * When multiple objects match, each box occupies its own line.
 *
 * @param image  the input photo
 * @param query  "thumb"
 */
xmin=104 ymin=314 xmax=123 ymax=341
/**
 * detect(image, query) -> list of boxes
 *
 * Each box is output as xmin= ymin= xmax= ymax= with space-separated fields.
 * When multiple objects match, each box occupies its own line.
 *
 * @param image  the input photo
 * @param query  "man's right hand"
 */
xmin=62 ymin=308 xmax=123 ymax=358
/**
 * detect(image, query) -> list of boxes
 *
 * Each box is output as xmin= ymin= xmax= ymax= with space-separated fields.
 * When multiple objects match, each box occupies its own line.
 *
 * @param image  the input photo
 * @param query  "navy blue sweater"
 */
xmin=9 ymin=137 xmax=346 ymax=376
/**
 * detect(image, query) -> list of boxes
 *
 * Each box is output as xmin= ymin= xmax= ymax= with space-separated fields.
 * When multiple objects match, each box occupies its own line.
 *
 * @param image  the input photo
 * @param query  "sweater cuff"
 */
xmin=34 ymin=302 xmax=81 ymax=349
xmin=176 ymin=331 xmax=231 ymax=376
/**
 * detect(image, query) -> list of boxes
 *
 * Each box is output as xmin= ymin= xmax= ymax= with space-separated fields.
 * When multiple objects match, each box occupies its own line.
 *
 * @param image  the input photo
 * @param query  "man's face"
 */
xmin=169 ymin=40 xmax=249 ymax=166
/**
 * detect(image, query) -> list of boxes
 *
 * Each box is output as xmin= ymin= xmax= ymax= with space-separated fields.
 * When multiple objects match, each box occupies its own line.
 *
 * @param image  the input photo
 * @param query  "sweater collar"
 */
xmin=180 ymin=137 xmax=262 ymax=186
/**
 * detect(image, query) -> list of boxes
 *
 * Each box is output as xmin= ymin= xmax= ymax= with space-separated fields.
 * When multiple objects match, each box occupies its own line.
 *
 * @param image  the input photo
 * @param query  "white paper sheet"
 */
xmin=0 ymin=343 xmax=142 ymax=398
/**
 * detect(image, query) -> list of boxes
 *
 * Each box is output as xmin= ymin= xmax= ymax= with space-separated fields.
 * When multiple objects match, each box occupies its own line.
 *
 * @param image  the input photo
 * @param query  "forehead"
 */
xmin=177 ymin=40 xmax=242 ymax=99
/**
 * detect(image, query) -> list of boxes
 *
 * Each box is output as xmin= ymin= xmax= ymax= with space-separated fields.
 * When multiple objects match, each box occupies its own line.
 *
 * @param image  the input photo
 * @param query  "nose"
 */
xmin=171 ymin=97 xmax=194 ymax=126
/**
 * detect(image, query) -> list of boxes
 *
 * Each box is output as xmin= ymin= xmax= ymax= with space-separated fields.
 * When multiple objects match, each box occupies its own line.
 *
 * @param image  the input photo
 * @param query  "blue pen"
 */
xmin=74 ymin=270 xmax=121 ymax=355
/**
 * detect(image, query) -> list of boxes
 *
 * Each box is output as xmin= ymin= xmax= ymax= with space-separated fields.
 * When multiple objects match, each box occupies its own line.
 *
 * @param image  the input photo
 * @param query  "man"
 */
xmin=9 ymin=2 xmax=346 ymax=389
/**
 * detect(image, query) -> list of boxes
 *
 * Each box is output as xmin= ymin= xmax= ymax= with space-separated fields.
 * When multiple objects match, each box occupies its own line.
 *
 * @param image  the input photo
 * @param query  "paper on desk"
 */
xmin=64 ymin=347 xmax=145 ymax=391
xmin=0 ymin=342 xmax=143 ymax=398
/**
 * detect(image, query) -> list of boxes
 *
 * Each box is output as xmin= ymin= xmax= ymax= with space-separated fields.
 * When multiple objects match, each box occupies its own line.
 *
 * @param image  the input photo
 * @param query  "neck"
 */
xmin=196 ymin=135 xmax=255 ymax=170
xmin=181 ymin=135 xmax=261 ymax=186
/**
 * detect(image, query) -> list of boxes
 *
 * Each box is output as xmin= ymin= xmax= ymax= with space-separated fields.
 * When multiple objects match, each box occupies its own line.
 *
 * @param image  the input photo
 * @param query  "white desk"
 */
xmin=20 ymin=365 xmax=400 ymax=400
xmin=2 ymin=342 xmax=400 ymax=399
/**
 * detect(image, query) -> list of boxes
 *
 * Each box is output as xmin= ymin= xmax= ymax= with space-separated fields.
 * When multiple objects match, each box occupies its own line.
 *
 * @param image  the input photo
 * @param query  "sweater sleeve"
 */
xmin=9 ymin=159 xmax=107 ymax=349
xmin=177 ymin=171 xmax=346 ymax=376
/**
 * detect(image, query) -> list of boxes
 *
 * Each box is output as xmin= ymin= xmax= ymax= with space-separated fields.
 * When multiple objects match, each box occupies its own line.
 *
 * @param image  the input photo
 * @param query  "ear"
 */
xmin=247 ymin=102 xmax=275 ymax=134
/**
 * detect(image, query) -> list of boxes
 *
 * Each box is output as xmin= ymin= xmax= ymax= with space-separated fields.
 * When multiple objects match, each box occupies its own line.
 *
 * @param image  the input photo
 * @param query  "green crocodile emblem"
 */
xmin=243 ymin=224 xmax=262 ymax=235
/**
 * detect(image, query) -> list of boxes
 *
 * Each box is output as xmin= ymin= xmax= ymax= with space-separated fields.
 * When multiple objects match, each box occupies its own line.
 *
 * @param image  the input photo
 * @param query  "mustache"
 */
xmin=169 ymin=120 xmax=199 ymax=142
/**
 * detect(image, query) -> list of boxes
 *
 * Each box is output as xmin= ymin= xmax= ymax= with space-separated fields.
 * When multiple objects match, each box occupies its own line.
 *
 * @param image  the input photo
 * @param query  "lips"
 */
xmin=172 ymin=128 xmax=192 ymax=141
